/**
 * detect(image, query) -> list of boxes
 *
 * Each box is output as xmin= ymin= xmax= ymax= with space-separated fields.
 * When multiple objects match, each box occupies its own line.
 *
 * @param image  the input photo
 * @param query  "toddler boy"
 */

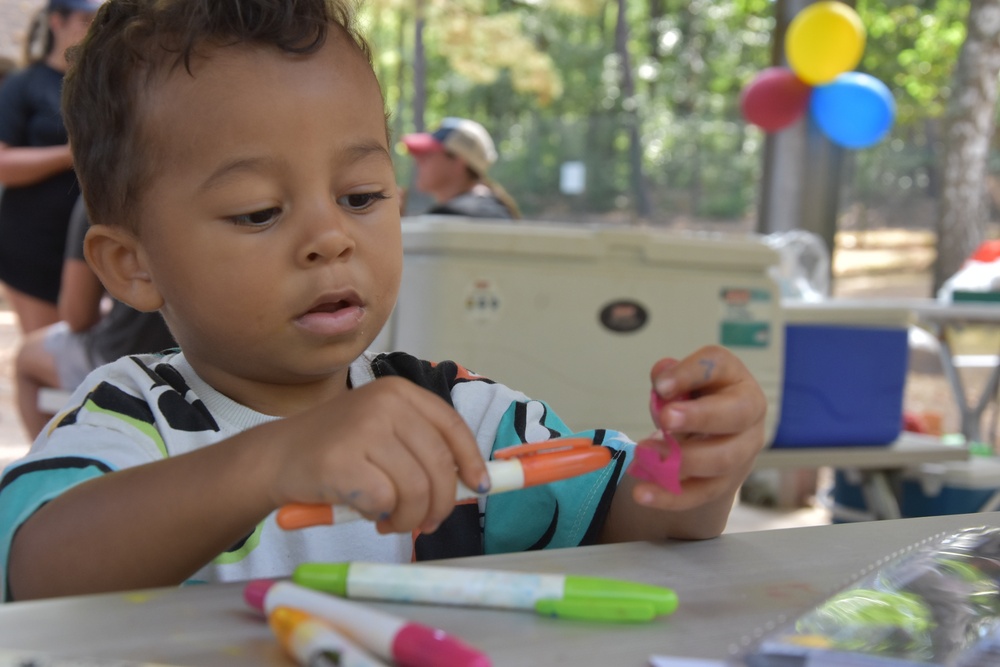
xmin=0 ymin=0 xmax=767 ymax=601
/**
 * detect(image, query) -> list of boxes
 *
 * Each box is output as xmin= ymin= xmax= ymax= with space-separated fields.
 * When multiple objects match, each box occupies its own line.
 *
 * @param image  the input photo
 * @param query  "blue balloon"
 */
xmin=810 ymin=72 xmax=895 ymax=149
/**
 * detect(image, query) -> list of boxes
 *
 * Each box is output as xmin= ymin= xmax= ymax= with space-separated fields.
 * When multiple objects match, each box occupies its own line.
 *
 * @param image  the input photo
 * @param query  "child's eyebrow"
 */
xmin=198 ymin=141 xmax=392 ymax=193
xmin=199 ymin=156 xmax=281 ymax=193
xmin=343 ymin=139 xmax=393 ymax=166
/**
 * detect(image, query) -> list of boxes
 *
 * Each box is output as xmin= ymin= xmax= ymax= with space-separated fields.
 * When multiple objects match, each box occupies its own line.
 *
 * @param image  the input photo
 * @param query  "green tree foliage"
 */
xmin=364 ymin=0 xmax=976 ymax=227
xmin=858 ymin=0 xmax=966 ymax=125
xmin=845 ymin=0 xmax=967 ymax=231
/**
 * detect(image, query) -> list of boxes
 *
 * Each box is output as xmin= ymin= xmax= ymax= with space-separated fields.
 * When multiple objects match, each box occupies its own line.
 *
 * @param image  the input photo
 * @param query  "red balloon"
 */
xmin=740 ymin=67 xmax=812 ymax=132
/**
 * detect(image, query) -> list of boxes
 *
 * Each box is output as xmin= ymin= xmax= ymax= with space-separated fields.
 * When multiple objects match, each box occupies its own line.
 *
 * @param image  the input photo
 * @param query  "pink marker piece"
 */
xmin=650 ymin=389 xmax=669 ymax=428
xmin=649 ymin=387 xmax=691 ymax=430
xmin=628 ymin=436 xmax=683 ymax=494
xmin=629 ymin=388 xmax=684 ymax=494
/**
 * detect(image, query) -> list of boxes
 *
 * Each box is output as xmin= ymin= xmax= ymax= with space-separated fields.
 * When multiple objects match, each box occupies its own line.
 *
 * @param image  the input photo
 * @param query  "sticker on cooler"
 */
xmin=719 ymin=286 xmax=773 ymax=348
xmin=465 ymin=279 xmax=502 ymax=322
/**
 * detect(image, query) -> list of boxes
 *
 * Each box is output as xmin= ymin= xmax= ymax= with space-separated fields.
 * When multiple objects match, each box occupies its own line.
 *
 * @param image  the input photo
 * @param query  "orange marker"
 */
xmin=277 ymin=438 xmax=611 ymax=530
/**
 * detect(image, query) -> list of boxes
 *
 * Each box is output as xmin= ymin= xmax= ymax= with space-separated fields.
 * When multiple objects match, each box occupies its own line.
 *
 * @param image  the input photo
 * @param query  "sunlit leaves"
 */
xmin=361 ymin=0 xmax=976 ymax=219
xmin=858 ymin=0 xmax=968 ymax=124
xmin=432 ymin=11 xmax=563 ymax=104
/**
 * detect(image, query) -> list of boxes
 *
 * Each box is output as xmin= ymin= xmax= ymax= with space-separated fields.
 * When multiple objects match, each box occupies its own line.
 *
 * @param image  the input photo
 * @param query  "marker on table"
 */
xmin=244 ymin=580 xmax=490 ymax=667
xmin=268 ymin=606 xmax=390 ymax=667
xmin=278 ymin=438 xmax=611 ymax=530
xmin=293 ymin=562 xmax=678 ymax=623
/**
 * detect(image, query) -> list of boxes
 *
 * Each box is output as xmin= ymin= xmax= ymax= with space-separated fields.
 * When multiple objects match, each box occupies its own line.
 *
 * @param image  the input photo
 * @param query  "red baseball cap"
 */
xmin=402 ymin=118 xmax=497 ymax=177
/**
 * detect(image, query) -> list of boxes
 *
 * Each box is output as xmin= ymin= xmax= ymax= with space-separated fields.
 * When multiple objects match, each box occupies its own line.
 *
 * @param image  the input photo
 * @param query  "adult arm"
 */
xmin=0 ymin=141 xmax=74 ymax=188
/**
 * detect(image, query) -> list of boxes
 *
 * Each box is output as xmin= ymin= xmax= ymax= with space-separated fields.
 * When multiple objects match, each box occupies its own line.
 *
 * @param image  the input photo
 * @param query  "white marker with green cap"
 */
xmin=293 ymin=562 xmax=678 ymax=623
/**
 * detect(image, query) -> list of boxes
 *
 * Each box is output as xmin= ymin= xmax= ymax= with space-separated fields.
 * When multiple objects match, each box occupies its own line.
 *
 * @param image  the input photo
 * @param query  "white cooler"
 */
xmin=374 ymin=217 xmax=785 ymax=443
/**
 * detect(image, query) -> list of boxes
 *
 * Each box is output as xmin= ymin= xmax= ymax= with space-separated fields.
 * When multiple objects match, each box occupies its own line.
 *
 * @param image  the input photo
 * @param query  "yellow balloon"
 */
xmin=785 ymin=1 xmax=866 ymax=85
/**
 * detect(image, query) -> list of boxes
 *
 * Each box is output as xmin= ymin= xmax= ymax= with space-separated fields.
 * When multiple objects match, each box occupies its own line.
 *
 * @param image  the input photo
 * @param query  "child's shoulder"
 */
xmin=365 ymin=350 xmax=519 ymax=399
xmin=368 ymin=350 xmax=495 ymax=386
xmin=73 ymin=350 xmax=189 ymax=399
xmin=49 ymin=349 xmax=213 ymax=436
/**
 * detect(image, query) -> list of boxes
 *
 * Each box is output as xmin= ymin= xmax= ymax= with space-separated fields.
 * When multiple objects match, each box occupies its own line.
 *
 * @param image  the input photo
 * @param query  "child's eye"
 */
xmin=338 ymin=191 xmax=391 ymax=212
xmin=229 ymin=207 xmax=281 ymax=226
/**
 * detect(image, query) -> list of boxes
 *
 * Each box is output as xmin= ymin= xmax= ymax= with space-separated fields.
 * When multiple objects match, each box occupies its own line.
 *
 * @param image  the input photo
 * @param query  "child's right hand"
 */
xmin=262 ymin=376 xmax=490 ymax=535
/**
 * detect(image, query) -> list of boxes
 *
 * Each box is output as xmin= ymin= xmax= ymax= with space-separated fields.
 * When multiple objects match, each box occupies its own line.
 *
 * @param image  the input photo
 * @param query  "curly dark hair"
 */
xmin=62 ymin=0 xmax=379 ymax=231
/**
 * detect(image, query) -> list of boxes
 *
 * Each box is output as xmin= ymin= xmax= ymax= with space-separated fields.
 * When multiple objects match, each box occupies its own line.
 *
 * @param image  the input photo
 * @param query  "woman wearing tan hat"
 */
xmin=402 ymin=117 xmax=521 ymax=220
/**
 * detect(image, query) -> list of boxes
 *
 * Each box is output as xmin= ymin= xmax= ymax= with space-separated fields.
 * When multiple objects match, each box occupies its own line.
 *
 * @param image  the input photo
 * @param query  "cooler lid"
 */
xmin=782 ymin=298 xmax=914 ymax=328
xmin=401 ymin=216 xmax=780 ymax=270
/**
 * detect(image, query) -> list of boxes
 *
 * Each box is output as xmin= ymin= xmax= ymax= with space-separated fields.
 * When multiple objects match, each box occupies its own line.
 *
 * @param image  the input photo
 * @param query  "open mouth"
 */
xmin=307 ymin=299 xmax=352 ymax=314
xmin=302 ymin=290 xmax=363 ymax=317
xmin=295 ymin=292 xmax=366 ymax=335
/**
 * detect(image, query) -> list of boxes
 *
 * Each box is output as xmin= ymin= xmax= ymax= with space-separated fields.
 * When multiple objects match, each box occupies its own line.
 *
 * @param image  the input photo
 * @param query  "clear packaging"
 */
xmin=743 ymin=526 xmax=1000 ymax=666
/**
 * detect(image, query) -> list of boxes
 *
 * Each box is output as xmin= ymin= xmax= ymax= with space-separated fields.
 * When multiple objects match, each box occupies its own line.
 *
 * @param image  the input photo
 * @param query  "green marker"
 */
xmin=293 ymin=561 xmax=678 ymax=623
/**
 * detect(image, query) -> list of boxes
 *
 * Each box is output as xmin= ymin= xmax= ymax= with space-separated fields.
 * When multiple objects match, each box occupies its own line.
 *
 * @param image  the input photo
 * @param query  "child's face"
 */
xmin=129 ymin=36 xmax=400 ymax=412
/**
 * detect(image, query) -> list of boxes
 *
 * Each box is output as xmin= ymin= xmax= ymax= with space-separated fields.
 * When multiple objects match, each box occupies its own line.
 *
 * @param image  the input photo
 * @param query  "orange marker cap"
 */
xmin=276 ymin=504 xmax=333 ymax=530
xmin=519 ymin=447 xmax=611 ymax=486
xmin=495 ymin=438 xmax=611 ymax=487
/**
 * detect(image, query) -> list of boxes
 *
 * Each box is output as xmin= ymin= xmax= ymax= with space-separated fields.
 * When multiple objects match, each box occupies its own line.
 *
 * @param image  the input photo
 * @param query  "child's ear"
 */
xmin=83 ymin=224 xmax=164 ymax=312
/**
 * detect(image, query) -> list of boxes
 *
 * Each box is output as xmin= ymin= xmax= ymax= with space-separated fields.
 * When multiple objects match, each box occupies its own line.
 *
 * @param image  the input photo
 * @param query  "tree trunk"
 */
xmin=615 ymin=0 xmax=652 ymax=219
xmin=647 ymin=0 xmax=665 ymax=98
xmin=412 ymin=0 xmax=427 ymax=133
xmin=935 ymin=1 xmax=1000 ymax=293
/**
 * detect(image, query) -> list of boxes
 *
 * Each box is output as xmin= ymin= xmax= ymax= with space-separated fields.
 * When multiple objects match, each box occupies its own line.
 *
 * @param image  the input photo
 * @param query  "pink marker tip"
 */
xmin=243 ymin=578 xmax=277 ymax=612
xmin=628 ymin=439 xmax=683 ymax=494
xmin=393 ymin=623 xmax=491 ymax=667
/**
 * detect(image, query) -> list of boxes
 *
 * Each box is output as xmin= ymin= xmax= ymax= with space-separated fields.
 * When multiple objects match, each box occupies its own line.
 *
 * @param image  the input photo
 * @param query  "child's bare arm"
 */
xmin=7 ymin=377 xmax=489 ymax=600
xmin=600 ymin=346 xmax=768 ymax=543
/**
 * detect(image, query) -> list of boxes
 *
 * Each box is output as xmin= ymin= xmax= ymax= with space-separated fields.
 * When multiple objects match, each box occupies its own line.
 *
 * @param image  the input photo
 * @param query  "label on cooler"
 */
xmin=719 ymin=286 xmax=774 ymax=348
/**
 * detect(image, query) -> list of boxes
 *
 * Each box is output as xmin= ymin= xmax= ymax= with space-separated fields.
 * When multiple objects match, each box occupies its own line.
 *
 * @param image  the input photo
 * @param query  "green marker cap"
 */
xmin=293 ymin=562 xmax=349 ymax=596
xmin=535 ymin=598 xmax=659 ymax=623
xmin=563 ymin=575 xmax=678 ymax=616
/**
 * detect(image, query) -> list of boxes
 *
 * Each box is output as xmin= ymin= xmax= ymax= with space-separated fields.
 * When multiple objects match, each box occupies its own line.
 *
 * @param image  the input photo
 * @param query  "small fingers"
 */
xmin=329 ymin=463 xmax=398 ymax=523
xmin=630 ymin=473 xmax=733 ymax=512
xmin=400 ymin=380 xmax=491 ymax=496
xmin=367 ymin=440 xmax=440 ymax=533
xmin=651 ymin=346 xmax=767 ymax=436
xmin=628 ymin=433 xmax=682 ymax=494
xmin=628 ymin=430 xmax=761 ymax=509
xmin=660 ymin=389 xmax=767 ymax=436
xmin=367 ymin=378 xmax=489 ymax=534
xmin=675 ymin=433 xmax=757 ymax=479
xmin=276 ymin=376 xmax=486 ymax=536
xmin=651 ymin=345 xmax=752 ymax=398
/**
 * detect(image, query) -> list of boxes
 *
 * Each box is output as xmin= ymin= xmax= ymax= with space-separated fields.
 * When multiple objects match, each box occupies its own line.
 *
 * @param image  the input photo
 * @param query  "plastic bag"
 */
xmin=743 ymin=526 xmax=1000 ymax=666
xmin=763 ymin=230 xmax=831 ymax=302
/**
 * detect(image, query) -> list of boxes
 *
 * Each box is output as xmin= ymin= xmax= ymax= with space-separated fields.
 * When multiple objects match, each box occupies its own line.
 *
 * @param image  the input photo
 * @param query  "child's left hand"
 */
xmin=603 ymin=345 xmax=767 ymax=542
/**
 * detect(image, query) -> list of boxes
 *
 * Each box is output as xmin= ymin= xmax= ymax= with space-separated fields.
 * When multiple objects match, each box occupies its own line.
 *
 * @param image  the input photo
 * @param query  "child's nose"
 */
xmin=298 ymin=207 xmax=356 ymax=264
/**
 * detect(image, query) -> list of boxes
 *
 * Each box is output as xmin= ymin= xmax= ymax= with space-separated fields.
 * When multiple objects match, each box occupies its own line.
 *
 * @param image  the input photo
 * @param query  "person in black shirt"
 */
xmin=0 ymin=0 xmax=102 ymax=334
xmin=402 ymin=117 xmax=521 ymax=220
xmin=14 ymin=196 xmax=176 ymax=437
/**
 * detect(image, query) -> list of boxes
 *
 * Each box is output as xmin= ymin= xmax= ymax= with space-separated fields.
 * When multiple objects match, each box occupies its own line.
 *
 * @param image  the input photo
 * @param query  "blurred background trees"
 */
xmin=365 ymin=0 xmax=775 ymax=220
xmin=0 ymin=0 xmax=981 ymax=289
xmin=361 ymin=0 xmax=985 ymax=291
